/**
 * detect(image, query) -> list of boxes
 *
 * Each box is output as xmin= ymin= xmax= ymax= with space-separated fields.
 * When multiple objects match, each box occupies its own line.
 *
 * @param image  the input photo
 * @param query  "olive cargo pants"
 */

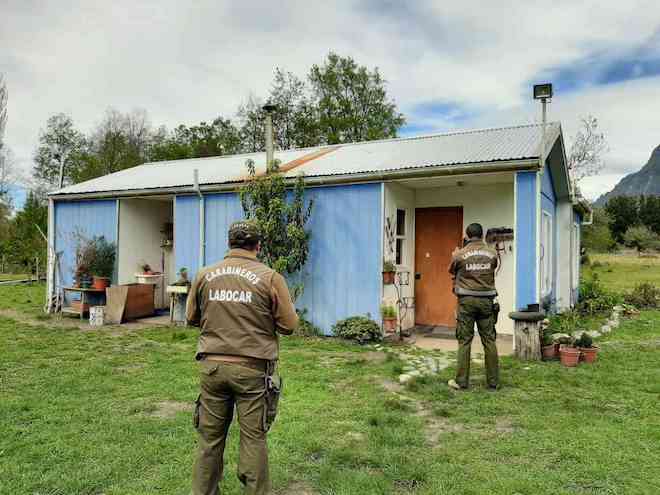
xmin=455 ymin=296 xmax=499 ymax=388
xmin=192 ymin=361 xmax=270 ymax=495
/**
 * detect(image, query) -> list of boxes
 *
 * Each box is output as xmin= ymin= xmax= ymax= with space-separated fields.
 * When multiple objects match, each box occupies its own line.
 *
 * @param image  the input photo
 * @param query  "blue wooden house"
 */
xmin=48 ymin=123 xmax=590 ymax=334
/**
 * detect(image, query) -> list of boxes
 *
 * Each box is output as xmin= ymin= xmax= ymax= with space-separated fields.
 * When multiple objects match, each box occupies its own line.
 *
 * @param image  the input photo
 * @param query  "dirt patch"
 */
xmin=379 ymin=379 xmax=404 ymax=394
xmin=345 ymin=431 xmax=366 ymax=441
xmin=277 ymin=481 xmax=318 ymax=495
xmin=494 ymin=418 xmax=517 ymax=434
xmin=149 ymin=400 xmax=193 ymax=419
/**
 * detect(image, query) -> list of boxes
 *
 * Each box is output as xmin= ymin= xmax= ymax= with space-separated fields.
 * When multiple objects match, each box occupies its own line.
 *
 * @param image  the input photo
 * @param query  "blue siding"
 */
xmin=204 ymin=193 xmax=244 ymax=265
xmin=516 ymin=172 xmax=538 ymax=309
xmin=175 ymin=195 xmax=201 ymax=279
xmin=186 ymin=183 xmax=381 ymax=335
xmin=54 ymin=200 xmax=118 ymax=288
xmin=296 ymin=183 xmax=381 ymax=334
xmin=541 ymin=164 xmax=557 ymax=303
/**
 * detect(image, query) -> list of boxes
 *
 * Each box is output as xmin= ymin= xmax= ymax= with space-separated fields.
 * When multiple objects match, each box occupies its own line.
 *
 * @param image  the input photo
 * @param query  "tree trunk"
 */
xmin=513 ymin=320 xmax=542 ymax=361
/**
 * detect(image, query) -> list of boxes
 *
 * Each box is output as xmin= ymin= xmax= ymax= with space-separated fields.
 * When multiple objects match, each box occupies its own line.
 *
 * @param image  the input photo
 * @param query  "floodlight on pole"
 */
xmin=533 ymin=83 xmax=553 ymax=167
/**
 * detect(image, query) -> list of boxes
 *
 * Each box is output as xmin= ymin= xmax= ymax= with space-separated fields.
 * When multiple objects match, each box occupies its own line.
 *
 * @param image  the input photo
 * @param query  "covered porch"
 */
xmin=382 ymin=172 xmax=517 ymax=335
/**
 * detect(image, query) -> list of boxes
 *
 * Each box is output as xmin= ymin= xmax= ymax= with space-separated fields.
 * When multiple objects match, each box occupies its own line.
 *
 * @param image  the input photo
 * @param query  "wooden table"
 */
xmin=61 ymin=287 xmax=106 ymax=320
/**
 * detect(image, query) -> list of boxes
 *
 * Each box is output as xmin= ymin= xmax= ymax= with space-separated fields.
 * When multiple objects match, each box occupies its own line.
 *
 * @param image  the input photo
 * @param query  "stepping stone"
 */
xmin=399 ymin=374 xmax=413 ymax=384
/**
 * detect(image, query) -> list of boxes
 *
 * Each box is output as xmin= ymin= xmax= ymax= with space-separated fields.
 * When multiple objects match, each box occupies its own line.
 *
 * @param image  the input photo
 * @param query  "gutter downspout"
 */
xmin=194 ymin=169 xmax=205 ymax=268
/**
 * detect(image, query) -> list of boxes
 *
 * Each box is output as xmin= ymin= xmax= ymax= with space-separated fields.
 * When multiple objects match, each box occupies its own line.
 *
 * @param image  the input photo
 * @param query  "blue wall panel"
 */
xmin=516 ymin=172 xmax=538 ymax=309
xmin=204 ymin=193 xmax=244 ymax=265
xmin=194 ymin=183 xmax=382 ymax=335
xmin=54 ymin=200 xmax=118 ymax=288
xmin=296 ymin=183 xmax=382 ymax=334
xmin=174 ymin=195 xmax=200 ymax=279
xmin=541 ymin=164 xmax=557 ymax=302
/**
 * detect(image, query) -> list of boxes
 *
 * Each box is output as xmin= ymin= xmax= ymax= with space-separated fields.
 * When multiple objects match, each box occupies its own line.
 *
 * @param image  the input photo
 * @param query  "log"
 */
xmin=509 ymin=311 xmax=545 ymax=361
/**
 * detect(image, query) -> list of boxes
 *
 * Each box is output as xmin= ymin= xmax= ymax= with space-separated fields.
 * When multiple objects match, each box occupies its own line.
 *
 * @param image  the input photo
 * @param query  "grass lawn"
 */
xmin=583 ymin=253 xmax=660 ymax=292
xmin=0 ymin=273 xmax=31 ymax=282
xmin=1 ymin=262 xmax=659 ymax=494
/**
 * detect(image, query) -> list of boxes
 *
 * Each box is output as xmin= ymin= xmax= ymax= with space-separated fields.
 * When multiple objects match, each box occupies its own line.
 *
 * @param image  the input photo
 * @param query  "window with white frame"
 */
xmin=540 ymin=211 xmax=553 ymax=297
xmin=395 ymin=208 xmax=407 ymax=265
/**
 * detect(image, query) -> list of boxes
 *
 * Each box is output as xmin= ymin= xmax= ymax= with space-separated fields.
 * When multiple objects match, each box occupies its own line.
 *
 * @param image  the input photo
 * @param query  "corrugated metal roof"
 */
xmin=52 ymin=122 xmax=560 ymax=196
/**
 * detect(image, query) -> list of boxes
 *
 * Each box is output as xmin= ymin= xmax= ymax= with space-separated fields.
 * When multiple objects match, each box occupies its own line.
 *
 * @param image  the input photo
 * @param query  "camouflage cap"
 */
xmin=228 ymin=220 xmax=262 ymax=244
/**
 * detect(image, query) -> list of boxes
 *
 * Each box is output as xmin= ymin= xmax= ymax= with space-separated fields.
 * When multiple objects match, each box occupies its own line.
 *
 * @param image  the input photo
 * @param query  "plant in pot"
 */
xmin=575 ymin=332 xmax=599 ymax=364
xmin=382 ymin=260 xmax=396 ymax=285
xmin=141 ymin=263 xmax=153 ymax=275
xmin=558 ymin=336 xmax=581 ymax=367
xmin=89 ymin=236 xmax=116 ymax=290
xmin=73 ymin=236 xmax=95 ymax=288
xmin=541 ymin=328 xmax=559 ymax=360
xmin=381 ymin=303 xmax=398 ymax=332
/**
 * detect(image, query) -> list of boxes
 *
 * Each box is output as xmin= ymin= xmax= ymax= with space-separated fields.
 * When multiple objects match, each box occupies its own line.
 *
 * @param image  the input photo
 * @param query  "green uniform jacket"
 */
xmin=186 ymin=248 xmax=299 ymax=361
xmin=449 ymin=239 xmax=498 ymax=297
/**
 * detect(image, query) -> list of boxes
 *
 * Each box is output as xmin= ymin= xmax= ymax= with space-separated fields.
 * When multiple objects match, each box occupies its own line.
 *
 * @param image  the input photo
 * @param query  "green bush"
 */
xmin=577 ymin=275 xmax=622 ymax=316
xmin=624 ymin=283 xmax=660 ymax=309
xmin=332 ymin=315 xmax=382 ymax=343
xmin=574 ymin=332 xmax=594 ymax=348
xmin=294 ymin=309 xmax=323 ymax=337
xmin=548 ymin=310 xmax=582 ymax=334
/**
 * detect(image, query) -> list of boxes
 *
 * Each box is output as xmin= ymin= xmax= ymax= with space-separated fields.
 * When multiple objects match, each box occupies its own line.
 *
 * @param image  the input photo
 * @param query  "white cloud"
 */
xmin=1 ymin=0 xmax=659 ymax=202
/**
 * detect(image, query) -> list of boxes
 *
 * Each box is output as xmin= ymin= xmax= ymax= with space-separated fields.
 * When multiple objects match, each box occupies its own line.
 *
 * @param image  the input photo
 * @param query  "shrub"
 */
xmin=577 ymin=275 xmax=622 ymax=316
xmin=294 ymin=309 xmax=323 ymax=337
xmin=623 ymin=225 xmax=660 ymax=253
xmin=332 ymin=315 xmax=382 ymax=343
xmin=624 ymin=282 xmax=660 ymax=309
xmin=548 ymin=310 xmax=582 ymax=334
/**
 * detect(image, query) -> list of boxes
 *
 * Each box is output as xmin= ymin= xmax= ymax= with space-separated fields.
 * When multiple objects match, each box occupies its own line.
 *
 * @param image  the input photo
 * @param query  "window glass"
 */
xmin=396 ymin=238 xmax=403 ymax=265
xmin=396 ymin=209 xmax=406 ymax=236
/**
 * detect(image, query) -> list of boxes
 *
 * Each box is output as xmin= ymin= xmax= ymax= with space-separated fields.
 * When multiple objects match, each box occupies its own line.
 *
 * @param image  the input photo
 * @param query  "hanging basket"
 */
xmin=382 ymin=271 xmax=396 ymax=285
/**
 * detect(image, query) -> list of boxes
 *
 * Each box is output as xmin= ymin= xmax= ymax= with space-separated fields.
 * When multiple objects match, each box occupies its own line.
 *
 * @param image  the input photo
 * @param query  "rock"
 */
xmin=409 ymin=369 xmax=422 ymax=377
xmin=399 ymin=374 xmax=413 ymax=384
xmin=613 ymin=305 xmax=624 ymax=312
xmin=587 ymin=330 xmax=601 ymax=338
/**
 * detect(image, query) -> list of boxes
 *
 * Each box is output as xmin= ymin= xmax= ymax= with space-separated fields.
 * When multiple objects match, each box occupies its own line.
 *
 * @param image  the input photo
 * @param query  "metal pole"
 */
xmin=540 ymin=98 xmax=547 ymax=166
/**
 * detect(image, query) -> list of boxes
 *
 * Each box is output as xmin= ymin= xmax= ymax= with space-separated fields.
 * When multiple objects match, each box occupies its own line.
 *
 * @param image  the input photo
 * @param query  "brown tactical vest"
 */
xmin=450 ymin=239 xmax=498 ymax=297
xmin=193 ymin=253 xmax=279 ymax=361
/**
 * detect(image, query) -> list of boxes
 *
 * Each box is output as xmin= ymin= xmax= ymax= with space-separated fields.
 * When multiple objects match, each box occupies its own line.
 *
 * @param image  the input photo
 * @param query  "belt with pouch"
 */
xmin=202 ymin=354 xmax=267 ymax=372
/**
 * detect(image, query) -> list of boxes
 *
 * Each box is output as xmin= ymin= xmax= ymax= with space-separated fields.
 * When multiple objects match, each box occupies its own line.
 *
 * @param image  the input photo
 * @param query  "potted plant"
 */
xmin=558 ymin=336 xmax=581 ymax=367
xmin=575 ymin=332 xmax=600 ymax=364
xmin=90 ymin=236 xmax=116 ymax=290
xmin=381 ymin=304 xmax=398 ymax=332
xmin=382 ymin=260 xmax=396 ymax=285
xmin=541 ymin=329 xmax=558 ymax=360
xmin=141 ymin=263 xmax=153 ymax=275
xmin=73 ymin=235 xmax=94 ymax=288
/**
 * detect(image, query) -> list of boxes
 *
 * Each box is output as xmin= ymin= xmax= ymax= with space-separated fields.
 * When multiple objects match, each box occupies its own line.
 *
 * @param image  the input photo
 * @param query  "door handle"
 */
xmin=415 ymin=273 xmax=421 ymax=280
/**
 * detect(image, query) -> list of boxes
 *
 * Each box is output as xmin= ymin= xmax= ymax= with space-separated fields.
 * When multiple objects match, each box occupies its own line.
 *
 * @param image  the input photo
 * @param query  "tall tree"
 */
xmin=568 ymin=115 xmax=608 ymax=185
xmin=33 ymin=113 xmax=85 ymax=189
xmin=604 ymin=196 xmax=639 ymax=243
xmin=3 ymin=190 xmax=48 ymax=271
xmin=581 ymin=208 xmax=615 ymax=252
xmin=237 ymin=95 xmax=266 ymax=153
xmin=270 ymin=69 xmax=319 ymax=149
xmin=309 ymin=52 xmax=405 ymax=144
xmin=639 ymin=195 xmax=660 ymax=235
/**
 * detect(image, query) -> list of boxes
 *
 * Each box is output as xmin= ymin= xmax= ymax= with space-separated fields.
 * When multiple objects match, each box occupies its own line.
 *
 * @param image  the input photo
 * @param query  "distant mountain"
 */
xmin=595 ymin=145 xmax=660 ymax=206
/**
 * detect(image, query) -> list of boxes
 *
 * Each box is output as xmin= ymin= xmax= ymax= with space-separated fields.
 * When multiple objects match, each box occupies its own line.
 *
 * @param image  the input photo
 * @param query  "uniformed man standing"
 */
xmin=447 ymin=223 xmax=500 ymax=391
xmin=187 ymin=220 xmax=299 ymax=495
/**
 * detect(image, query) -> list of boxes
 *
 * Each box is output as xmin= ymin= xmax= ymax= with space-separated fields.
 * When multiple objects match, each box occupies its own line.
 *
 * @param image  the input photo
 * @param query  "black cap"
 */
xmin=228 ymin=220 xmax=261 ymax=244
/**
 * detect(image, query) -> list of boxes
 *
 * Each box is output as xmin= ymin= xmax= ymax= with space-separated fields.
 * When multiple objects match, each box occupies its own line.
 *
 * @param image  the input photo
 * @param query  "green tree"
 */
xmin=605 ymin=196 xmax=639 ymax=243
xmin=581 ymin=208 xmax=615 ymax=252
xmin=239 ymin=159 xmax=313 ymax=299
xmin=5 ymin=191 xmax=48 ymax=271
xmin=309 ymin=52 xmax=405 ymax=144
xmin=33 ymin=113 xmax=86 ymax=188
xmin=270 ymin=69 xmax=320 ymax=149
xmin=237 ymin=95 xmax=266 ymax=153
xmin=639 ymin=195 xmax=660 ymax=235
xmin=623 ymin=225 xmax=660 ymax=254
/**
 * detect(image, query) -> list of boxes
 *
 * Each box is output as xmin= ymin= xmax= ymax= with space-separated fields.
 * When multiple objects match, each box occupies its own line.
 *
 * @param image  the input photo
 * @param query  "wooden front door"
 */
xmin=414 ymin=207 xmax=463 ymax=327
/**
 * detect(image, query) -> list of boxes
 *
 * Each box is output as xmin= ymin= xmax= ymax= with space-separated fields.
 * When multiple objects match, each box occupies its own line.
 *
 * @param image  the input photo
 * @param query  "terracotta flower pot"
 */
xmin=383 ymin=317 xmax=397 ymax=332
xmin=542 ymin=344 xmax=558 ymax=360
xmin=382 ymin=271 xmax=395 ymax=285
xmin=559 ymin=347 xmax=581 ymax=367
xmin=92 ymin=276 xmax=110 ymax=290
xmin=579 ymin=346 xmax=599 ymax=364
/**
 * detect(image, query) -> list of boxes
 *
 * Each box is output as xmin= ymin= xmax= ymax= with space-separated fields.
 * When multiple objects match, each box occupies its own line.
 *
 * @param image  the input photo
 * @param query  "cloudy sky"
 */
xmin=2 ymin=0 xmax=659 ymax=205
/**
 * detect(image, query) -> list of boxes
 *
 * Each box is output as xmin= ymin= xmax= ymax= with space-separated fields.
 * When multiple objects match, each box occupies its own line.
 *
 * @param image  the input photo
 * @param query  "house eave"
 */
xmin=48 ymin=158 xmax=540 ymax=201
